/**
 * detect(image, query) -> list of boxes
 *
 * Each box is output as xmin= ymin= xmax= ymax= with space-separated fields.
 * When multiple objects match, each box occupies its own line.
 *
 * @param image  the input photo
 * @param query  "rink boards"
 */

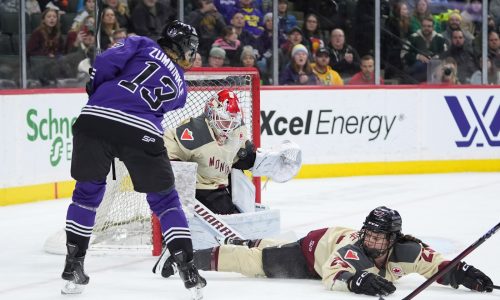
xmin=1 ymin=86 xmax=500 ymax=205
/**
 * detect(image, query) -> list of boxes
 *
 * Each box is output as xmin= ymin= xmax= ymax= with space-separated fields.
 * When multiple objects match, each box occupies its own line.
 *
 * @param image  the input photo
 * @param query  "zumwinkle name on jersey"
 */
xmin=74 ymin=36 xmax=188 ymax=151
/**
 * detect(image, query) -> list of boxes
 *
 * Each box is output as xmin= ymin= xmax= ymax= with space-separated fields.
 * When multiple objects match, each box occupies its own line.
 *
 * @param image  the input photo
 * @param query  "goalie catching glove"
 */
xmin=250 ymin=140 xmax=302 ymax=183
xmin=347 ymin=270 xmax=396 ymax=296
xmin=449 ymin=261 xmax=494 ymax=292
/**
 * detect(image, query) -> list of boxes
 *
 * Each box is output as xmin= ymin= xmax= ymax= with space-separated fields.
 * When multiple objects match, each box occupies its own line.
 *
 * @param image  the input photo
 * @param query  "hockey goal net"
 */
xmin=44 ymin=68 xmax=261 ymax=256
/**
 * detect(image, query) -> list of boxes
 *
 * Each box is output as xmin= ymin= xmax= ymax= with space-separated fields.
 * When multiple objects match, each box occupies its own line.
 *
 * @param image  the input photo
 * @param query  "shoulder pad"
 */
xmin=175 ymin=116 xmax=214 ymax=150
xmin=389 ymin=241 xmax=422 ymax=263
xmin=337 ymin=244 xmax=374 ymax=270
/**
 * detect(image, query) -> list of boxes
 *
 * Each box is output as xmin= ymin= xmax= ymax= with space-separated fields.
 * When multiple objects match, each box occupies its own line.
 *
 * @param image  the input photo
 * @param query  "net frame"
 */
xmin=91 ymin=67 xmax=261 ymax=256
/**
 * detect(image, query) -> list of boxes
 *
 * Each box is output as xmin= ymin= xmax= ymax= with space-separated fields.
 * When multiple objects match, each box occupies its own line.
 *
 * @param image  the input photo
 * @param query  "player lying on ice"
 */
xmin=155 ymin=206 xmax=494 ymax=297
xmin=163 ymin=88 xmax=301 ymax=214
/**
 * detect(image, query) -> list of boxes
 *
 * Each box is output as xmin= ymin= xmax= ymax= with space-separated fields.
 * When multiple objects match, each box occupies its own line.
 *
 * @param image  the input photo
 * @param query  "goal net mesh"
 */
xmin=89 ymin=70 xmax=259 ymax=254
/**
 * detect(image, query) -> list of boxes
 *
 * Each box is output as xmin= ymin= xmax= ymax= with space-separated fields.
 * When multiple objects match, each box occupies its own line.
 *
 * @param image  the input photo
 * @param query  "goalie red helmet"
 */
xmin=205 ymin=89 xmax=243 ymax=143
xmin=360 ymin=206 xmax=402 ymax=258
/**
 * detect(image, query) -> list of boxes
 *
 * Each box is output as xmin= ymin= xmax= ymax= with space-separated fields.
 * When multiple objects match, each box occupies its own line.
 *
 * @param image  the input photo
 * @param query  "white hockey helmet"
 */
xmin=205 ymin=89 xmax=243 ymax=143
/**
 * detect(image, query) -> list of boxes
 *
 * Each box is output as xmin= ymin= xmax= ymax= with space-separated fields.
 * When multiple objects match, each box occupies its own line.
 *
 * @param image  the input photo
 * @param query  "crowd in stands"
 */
xmin=1 ymin=0 xmax=500 ymax=88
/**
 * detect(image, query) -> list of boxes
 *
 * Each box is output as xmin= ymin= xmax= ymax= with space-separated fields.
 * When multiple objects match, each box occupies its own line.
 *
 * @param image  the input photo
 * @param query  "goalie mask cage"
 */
xmin=83 ymin=68 xmax=259 ymax=256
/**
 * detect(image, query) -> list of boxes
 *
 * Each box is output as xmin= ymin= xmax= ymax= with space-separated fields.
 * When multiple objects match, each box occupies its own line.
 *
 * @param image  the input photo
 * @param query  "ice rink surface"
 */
xmin=1 ymin=172 xmax=499 ymax=300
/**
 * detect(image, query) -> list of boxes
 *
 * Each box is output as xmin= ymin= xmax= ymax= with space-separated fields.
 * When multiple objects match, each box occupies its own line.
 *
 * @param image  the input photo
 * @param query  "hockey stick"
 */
xmin=493 ymin=285 xmax=500 ymax=290
xmin=94 ymin=0 xmax=104 ymax=55
xmin=192 ymin=199 xmax=245 ymax=240
xmin=152 ymin=199 xmax=245 ymax=274
xmin=402 ymin=221 xmax=500 ymax=300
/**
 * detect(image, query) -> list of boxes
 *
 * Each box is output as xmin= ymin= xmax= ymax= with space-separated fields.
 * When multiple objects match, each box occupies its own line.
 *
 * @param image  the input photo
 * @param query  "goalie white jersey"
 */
xmin=163 ymin=115 xmax=249 ymax=190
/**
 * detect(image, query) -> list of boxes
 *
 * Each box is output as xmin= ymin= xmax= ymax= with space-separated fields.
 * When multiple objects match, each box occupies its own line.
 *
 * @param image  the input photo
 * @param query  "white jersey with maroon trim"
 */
xmin=163 ymin=115 xmax=249 ymax=190
xmin=300 ymin=227 xmax=449 ymax=291
xmin=215 ymin=226 xmax=451 ymax=292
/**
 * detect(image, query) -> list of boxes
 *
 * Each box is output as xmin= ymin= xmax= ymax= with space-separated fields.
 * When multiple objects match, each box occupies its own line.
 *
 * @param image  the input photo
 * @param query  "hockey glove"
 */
xmin=347 ymin=270 xmax=396 ymax=296
xmin=450 ymin=262 xmax=493 ymax=292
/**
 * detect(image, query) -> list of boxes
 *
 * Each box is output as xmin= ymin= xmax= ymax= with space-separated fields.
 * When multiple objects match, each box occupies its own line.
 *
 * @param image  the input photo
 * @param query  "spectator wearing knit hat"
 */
xmin=441 ymin=12 xmax=475 ymax=51
xmin=279 ymin=44 xmax=318 ymax=85
xmin=208 ymin=47 xmax=226 ymax=68
xmin=241 ymin=45 xmax=271 ymax=84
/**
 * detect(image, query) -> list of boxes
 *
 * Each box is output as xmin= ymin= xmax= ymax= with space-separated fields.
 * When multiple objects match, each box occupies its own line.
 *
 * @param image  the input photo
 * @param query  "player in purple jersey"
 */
xmin=61 ymin=20 xmax=206 ymax=298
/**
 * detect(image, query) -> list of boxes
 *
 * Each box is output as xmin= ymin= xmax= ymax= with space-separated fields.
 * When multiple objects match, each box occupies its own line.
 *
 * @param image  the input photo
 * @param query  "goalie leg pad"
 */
xmin=230 ymin=169 xmax=255 ymax=213
xmin=262 ymin=242 xmax=315 ymax=279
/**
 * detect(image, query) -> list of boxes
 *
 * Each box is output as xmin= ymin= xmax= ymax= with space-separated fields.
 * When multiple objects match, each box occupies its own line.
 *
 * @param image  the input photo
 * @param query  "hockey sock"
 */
xmin=147 ymin=189 xmax=193 ymax=260
xmin=65 ymin=181 xmax=105 ymax=257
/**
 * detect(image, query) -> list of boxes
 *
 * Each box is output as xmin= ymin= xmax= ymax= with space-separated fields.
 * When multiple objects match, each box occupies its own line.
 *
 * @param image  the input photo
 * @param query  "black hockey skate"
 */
xmin=61 ymin=243 xmax=89 ymax=295
xmin=152 ymin=247 xmax=177 ymax=278
xmin=173 ymin=250 xmax=206 ymax=300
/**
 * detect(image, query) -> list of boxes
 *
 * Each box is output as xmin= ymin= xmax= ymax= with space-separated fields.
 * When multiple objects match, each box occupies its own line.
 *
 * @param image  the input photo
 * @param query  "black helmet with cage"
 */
xmin=360 ymin=206 xmax=402 ymax=258
xmin=157 ymin=20 xmax=199 ymax=69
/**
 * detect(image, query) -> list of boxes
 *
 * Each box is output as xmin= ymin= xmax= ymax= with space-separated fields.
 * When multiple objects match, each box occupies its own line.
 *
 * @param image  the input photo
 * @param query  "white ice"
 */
xmin=1 ymin=173 xmax=499 ymax=300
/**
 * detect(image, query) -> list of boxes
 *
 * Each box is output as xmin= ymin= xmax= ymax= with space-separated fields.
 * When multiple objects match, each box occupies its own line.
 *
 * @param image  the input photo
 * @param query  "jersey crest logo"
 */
xmin=181 ymin=128 xmax=194 ymax=141
xmin=344 ymin=249 xmax=360 ymax=260
xmin=391 ymin=266 xmax=404 ymax=277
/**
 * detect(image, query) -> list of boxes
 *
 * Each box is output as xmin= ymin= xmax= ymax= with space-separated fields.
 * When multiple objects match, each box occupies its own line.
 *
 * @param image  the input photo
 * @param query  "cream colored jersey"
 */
xmin=163 ymin=115 xmax=249 ymax=190
xmin=301 ymin=227 xmax=450 ymax=291
xmin=215 ymin=226 xmax=452 ymax=292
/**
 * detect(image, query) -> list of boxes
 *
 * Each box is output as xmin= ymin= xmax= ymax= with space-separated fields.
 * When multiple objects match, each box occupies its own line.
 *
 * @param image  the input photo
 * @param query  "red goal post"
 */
xmin=104 ymin=67 xmax=261 ymax=256
xmin=148 ymin=67 xmax=262 ymax=255
xmin=182 ymin=67 xmax=262 ymax=202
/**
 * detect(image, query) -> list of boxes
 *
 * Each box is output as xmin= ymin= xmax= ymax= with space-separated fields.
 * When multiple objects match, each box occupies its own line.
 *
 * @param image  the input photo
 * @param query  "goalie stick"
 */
xmin=152 ymin=199 xmax=245 ymax=278
xmin=402 ymin=221 xmax=500 ymax=300
xmin=152 ymin=193 xmax=246 ymax=256
xmin=191 ymin=199 xmax=245 ymax=240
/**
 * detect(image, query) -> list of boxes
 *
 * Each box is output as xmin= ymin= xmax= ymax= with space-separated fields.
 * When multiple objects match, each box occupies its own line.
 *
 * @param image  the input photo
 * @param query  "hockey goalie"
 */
xmin=162 ymin=89 xmax=302 ymax=248
xmin=44 ymin=89 xmax=302 ymax=255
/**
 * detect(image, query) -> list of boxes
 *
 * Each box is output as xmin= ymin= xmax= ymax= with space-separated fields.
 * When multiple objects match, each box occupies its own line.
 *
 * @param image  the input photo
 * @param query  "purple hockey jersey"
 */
xmin=73 ymin=35 xmax=188 ymax=151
